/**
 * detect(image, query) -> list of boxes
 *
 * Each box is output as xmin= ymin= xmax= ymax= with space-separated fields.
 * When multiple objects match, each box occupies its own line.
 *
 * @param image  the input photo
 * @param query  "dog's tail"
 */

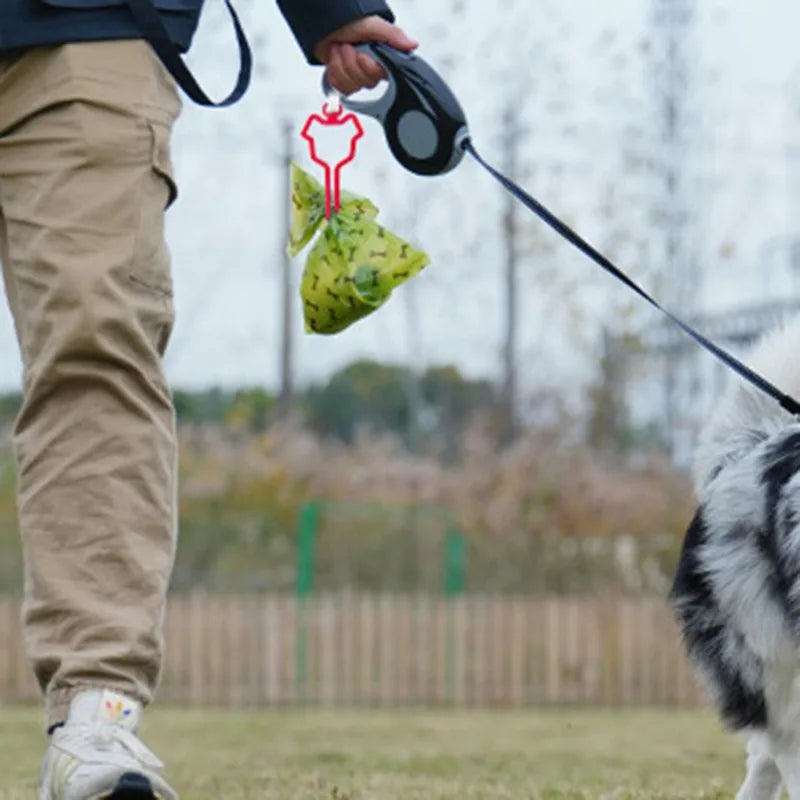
xmin=693 ymin=314 xmax=800 ymax=493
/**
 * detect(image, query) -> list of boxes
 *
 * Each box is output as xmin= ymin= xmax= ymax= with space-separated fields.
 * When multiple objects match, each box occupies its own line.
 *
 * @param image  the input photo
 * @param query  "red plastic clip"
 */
xmin=301 ymin=98 xmax=364 ymax=219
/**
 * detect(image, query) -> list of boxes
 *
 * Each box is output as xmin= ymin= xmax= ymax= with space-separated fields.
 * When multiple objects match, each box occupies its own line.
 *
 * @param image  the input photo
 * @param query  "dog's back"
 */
xmin=671 ymin=316 xmax=800 ymax=789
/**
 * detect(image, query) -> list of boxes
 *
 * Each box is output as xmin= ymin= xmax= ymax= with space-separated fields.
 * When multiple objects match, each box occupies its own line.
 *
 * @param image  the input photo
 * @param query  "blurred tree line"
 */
xmin=0 ymin=360 xmax=496 ymax=452
xmin=0 ymin=355 xmax=688 ymax=597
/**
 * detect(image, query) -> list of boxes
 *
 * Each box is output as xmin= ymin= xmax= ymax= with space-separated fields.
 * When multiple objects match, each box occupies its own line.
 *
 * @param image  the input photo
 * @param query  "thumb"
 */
xmin=352 ymin=16 xmax=419 ymax=51
xmin=314 ymin=16 xmax=418 ymax=65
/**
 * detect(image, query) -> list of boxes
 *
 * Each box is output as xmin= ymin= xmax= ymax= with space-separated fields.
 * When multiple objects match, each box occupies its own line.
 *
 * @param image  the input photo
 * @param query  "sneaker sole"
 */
xmin=101 ymin=772 xmax=163 ymax=800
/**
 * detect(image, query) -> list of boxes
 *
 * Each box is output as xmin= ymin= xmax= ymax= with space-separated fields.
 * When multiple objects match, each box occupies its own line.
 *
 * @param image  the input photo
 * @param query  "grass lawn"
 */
xmin=0 ymin=707 xmax=743 ymax=799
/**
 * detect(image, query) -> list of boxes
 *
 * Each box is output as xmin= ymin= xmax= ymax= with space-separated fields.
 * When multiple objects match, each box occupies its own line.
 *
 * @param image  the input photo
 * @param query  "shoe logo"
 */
xmin=104 ymin=698 xmax=133 ymax=722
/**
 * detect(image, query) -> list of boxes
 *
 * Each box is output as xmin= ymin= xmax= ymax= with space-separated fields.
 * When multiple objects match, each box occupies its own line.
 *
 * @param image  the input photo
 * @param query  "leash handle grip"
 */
xmin=322 ymin=44 xmax=397 ymax=118
xmin=323 ymin=43 xmax=470 ymax=176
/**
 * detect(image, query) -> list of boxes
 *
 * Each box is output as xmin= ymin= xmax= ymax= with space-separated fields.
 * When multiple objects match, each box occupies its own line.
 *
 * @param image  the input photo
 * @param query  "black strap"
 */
xmin=126 ymin=0 xmax=252 ymax=107
xmin=463 ymin=139 xmax=800 ymax=417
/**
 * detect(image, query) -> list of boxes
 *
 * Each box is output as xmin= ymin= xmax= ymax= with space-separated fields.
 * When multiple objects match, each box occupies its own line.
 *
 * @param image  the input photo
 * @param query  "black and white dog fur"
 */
xmin=671 ymin=316 xmax=800 ymax=800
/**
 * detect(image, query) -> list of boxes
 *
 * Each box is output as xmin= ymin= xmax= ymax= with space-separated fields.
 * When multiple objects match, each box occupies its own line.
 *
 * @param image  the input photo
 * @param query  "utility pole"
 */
xmin=501 ymin=103 xmax=521 ymax=443
xmin=788 ymin=73 xmax=800 ymax=287
xmin=402 ymin=282 xmax=423 ymax=452
xmin=278 ymin=119 xmax=294 ymax=415
xmin=401 ymin=188 xmax=424 ymax=453
xmin=651 ymin=0 xmax=695 ymax=459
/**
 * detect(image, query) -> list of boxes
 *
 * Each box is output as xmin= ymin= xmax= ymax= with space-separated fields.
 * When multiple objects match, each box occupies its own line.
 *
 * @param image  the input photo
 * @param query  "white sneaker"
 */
xmin=40 ymin=689 xmax=177 ymax=800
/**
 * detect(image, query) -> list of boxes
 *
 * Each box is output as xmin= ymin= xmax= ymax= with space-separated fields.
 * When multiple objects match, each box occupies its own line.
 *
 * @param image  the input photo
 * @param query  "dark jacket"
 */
xmin=0 ymin=0 xmax=394 ymax=62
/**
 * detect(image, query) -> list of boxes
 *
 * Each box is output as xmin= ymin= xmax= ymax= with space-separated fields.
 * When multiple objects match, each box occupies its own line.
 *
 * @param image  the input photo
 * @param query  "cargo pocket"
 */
xmin=127 ymin=117 xmax=176 ymax=295
xmin=124 ymin=117 xmax=177 ymax=356
xmin=149 ymin=120 xmax=178 ymax=210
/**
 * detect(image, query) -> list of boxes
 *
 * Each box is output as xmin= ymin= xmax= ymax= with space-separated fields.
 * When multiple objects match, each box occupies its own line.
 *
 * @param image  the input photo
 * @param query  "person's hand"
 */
xmin=314 ymin=15 xmax=418 ymax=95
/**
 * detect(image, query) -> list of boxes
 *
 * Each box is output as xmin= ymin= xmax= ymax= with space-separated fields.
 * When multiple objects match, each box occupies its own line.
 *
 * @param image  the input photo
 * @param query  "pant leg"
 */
xmin=0 ymin=41 xmax=182 ymax=727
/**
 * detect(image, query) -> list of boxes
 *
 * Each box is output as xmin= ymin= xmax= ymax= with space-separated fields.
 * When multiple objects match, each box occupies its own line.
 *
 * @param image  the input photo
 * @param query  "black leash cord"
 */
xmin=463 ymin=139 xmax=800 ymax=417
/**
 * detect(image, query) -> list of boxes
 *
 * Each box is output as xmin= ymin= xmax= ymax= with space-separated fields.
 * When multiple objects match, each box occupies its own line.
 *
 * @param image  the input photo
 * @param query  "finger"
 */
xmin=355 ymin=51 xmax=386 ymax=87
xmin=338 ymin=43 xmax=372 ymax=91
xmin=327 ymin=45 xmax=360 ymax=95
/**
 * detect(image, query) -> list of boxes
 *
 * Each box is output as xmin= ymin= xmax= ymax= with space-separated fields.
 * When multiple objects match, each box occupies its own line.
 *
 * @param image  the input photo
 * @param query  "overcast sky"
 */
xmin=1 ymin=0 xmax=799 ymax=396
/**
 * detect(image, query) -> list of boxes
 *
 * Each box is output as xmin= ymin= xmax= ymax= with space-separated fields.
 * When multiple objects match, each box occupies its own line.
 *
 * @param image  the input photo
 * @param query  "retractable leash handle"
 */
xmin=322 ymin=43 xmax=470 ymax=176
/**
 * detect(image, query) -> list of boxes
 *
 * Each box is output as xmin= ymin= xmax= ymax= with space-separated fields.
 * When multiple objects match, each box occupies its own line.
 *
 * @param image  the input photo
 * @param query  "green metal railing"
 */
xmin=294 ymin=500 xmax=466 ymax=702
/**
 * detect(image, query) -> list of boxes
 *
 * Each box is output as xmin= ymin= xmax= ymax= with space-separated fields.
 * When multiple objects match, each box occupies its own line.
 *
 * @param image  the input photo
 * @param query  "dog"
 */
xmin=671 ymin=314 xmax=800 ymax=800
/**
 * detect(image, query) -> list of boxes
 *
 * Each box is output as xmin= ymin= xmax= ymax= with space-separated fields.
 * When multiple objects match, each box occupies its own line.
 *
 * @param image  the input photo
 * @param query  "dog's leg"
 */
xmin=771 ymin=745 xmax=800 ymax=800
xmin=736 ymin=735 xmax=782 ymax=800
xmin=766 ymin=667 xmax=800 ymax=799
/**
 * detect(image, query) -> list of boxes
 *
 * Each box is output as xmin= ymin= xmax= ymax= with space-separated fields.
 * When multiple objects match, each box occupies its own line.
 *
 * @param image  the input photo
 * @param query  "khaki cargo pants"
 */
xmin=0 ymin=40 xmax=182 ymax=727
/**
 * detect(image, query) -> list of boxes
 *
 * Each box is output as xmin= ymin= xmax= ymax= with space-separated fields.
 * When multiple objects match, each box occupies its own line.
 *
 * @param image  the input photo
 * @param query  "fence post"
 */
xmin=444 ymin=529 xmax=467 ymax=597
xmin=444 ymin=529 xmax=466 ymax=702
xmin=295 ymin=501 xmax=320 ymax=703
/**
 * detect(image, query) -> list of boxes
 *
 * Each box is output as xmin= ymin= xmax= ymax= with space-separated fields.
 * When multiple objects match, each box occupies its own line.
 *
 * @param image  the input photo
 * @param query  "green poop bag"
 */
xmin=288 ymin=162 xmax=430 ymax=335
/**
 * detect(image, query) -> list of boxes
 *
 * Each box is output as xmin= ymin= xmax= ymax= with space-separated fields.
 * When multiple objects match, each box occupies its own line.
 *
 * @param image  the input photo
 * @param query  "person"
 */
xmin=0 ymin=1 xmax=417 ymax=798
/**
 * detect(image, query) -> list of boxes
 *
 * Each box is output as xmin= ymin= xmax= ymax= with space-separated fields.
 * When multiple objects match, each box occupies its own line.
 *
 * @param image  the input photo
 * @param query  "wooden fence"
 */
xmin=0 ymin=593 xmax=702 ymax=708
